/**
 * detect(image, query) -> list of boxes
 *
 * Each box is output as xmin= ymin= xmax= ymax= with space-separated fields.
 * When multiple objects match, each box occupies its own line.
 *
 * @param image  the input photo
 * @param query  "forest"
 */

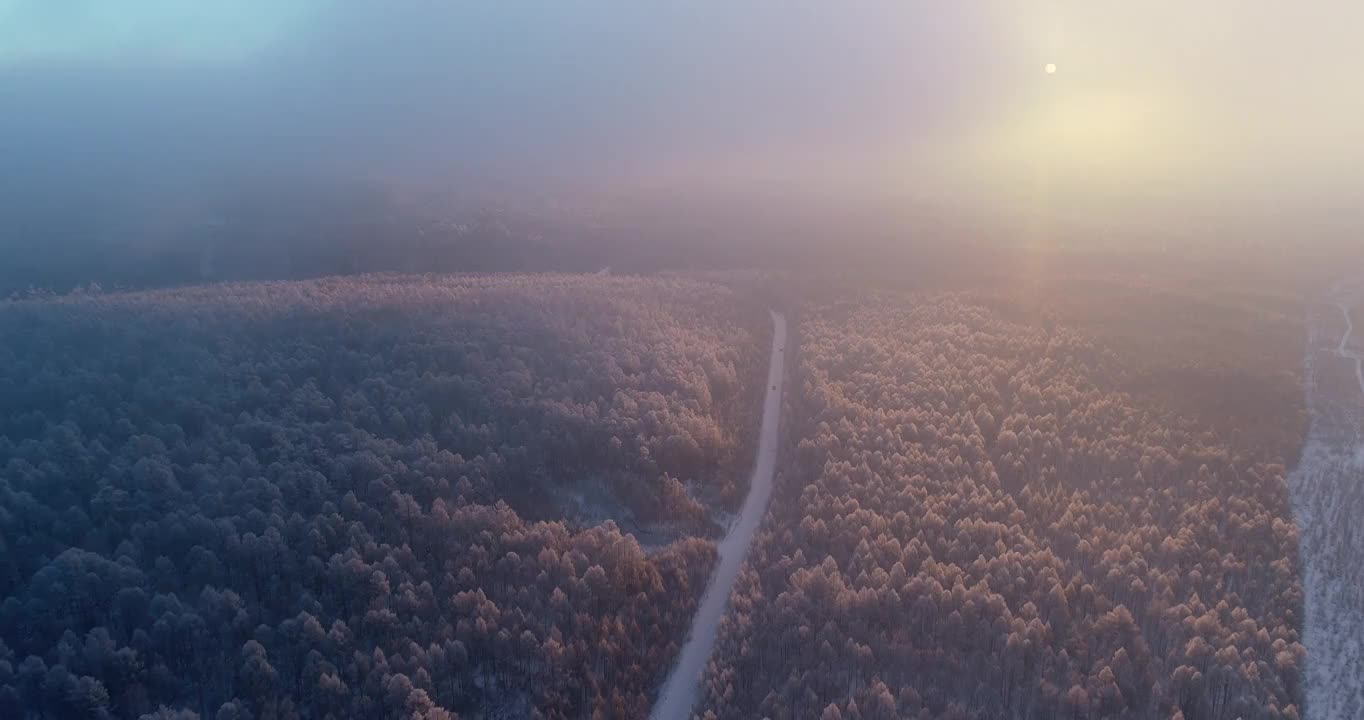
xmin=7 ymin=1 xmax=1364 ymax=716
xmin=696 ymin=289 xmax=1307 ymax=720
xmin=0 ymin=263 xmax=1334 ymax=720
xmin=0 ymin=274 xmax=767 ymax=719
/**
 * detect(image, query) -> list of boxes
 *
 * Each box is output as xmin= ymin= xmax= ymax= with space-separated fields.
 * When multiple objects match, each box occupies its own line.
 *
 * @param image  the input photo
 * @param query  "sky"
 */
xmin=2 ymin=1 xmax=1362 ymax=248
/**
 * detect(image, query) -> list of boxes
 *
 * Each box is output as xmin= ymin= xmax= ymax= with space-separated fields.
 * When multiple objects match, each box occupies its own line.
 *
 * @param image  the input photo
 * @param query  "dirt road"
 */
xmin=650 ymin=311 xmax=787 ymax=720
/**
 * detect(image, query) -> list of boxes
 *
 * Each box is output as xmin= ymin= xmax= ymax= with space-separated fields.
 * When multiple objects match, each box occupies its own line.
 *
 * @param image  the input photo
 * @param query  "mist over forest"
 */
xmin=4 ymin=2 xmax=1361 ymax=295
xmin=3 ymin=3 xmax=1363 ymax=720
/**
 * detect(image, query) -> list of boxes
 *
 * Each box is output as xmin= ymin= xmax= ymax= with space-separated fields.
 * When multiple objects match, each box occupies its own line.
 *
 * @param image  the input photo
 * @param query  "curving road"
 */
xmin=1335 ymin=302 xmax=1364 ymax=397
xmin=651 ymin=311 xmax=787 ymax=720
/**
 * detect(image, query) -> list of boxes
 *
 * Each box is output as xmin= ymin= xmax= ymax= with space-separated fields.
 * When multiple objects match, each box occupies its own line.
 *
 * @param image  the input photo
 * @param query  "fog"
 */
xmin=1 ymin=8 xmax=1360 ymax=717
xmin=3 ymin=1 xmax=1362 ymax=266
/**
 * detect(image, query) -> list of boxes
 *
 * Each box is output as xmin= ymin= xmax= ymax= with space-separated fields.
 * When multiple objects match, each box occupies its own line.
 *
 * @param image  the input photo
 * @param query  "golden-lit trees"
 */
xmin=700 ymin=293 xmax=1304 ymax=720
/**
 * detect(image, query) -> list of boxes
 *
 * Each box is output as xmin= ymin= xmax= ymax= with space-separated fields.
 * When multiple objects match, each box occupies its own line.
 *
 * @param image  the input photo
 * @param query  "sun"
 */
xmin=1044 ymin=63 xmax=1058 ymax=75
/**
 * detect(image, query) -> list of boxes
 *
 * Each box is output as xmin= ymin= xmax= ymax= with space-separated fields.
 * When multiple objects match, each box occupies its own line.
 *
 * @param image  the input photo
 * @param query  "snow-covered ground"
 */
xmin=650 ymin=311 xmax=787 ymax=720
xmin=1291 ymin=282 xmax=1364 ymax=720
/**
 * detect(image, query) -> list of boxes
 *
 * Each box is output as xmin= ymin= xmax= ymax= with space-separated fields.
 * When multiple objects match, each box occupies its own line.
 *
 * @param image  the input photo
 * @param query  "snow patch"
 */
xmin=1291 ymin=284 xmax=1364 ymax=719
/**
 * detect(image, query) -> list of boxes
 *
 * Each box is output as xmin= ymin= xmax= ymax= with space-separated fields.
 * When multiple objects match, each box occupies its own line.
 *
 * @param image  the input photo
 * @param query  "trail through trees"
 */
xmin=651 ymin=311 xmax=787 ymax=720
xmin=1335 ymin=301 xmax=1364 ymax=397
